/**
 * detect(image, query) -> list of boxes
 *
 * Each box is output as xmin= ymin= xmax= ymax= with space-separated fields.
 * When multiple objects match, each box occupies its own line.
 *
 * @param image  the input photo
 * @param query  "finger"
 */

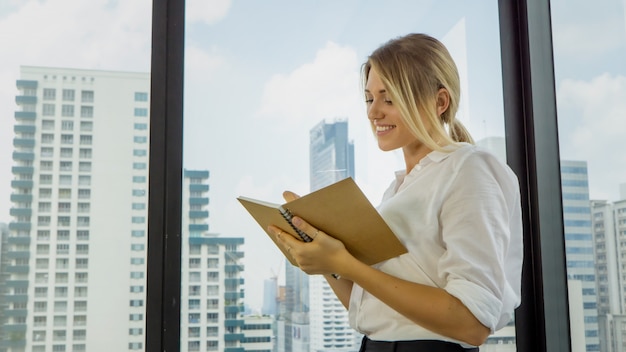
xmin=268 ymin=225 xmax=300 ymax=245
xmin=282 ymin=190 xmax=300 ymax=202
xmin=290 ymin=216 xmax=324 ymax=240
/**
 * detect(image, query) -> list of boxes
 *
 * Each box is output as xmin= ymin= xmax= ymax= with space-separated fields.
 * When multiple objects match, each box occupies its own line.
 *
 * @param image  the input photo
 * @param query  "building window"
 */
xmin=40 ymin=174 xmax=53 ymax=184
xmin=79 ymin=149 xmax=91 ymax=159
xmin=131 ymin=216 xmax=145 ymax=224
xmin=58 ymin=202 xmax=71 ymax=213
xmin=129 ymin=314 xmax=143 ymax=321
xmin=130 ymin=300 xmax=143 ymax=307
xmin=132 ymin=203 xmax=145 ymax=210
xmin=80 ymin=121 xmax=93 ymax=131
xmin=80 ymin=106 xmax=93 ymax=118
xmin=131 ymin=230 xmax=145 ymax=237
xmin=60 ymin=148 xmax=73 ymax=158
xmin=57 ymin=230 xmax=70 ymax=241
xmin=41 ymin=133 xmax=54 ymax=144
xmin=130 ymin=286 xmax=144 ymax=293
xmin=134 ymin=123 xmax=148 ymax=130
xmin=134 ymin=107 xmax=148 ymax=117
xmin=76 ymin=258 xmax=88 ymax=269
xmin=61 ymin=134 xmax=73 ymax=144
xmin=62 ymin=89 xmax=75 ymax=101
xmin=43 ymin=88 xmax=56 ymax=100
xmin=78 ymin=189 xmax=90 ymax=199
xmin=134 ymin=136 xmax=147 ymax=143
xmin=133 ymin=149 xmax=147 ymax=157
xmin=61 ymin=121 xmax=73 ymax=131
xmin=40 ymin=147 xmax=53 ymax=157
xmin=61 ymin=104 xmax=74 ymax=117
xmin=79 ymin=135 xmax=92 ymax=145
xmin=57 ymin=244 xmax=70 ymax=255
xmin=77 ymin=230 xmax=89 ymax=240
xmin=59 ymin=175 xmax=72 ymax=185
xmin=79 ymin=162 xmax=91 ymax=172
xmin=81 ymin=90 xmax=94 ymax=103
xmin=132 ymin=189 xmax=146 ymax=197
xmin=131 ymin=244 xmax=145 ymax=251
xmin=131 ymin=258 xmax=144 ymax=265
xmin=42 ymin=120 xmax=55 ymax=130
xmin=134 ymin=92 xmax=148 ymax=101
xmin=130 ymin=272 xmax=144 ymax=279
xmin=60 ymin=161 xmax=72 ymax=171
xmin=42 ymin=104 xmax=55 ymax=116
xmin=132 ymin=176 xmax=146 ymax=183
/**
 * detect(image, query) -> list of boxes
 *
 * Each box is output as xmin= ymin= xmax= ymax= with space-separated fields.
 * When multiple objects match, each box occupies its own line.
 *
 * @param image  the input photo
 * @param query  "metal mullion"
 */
xmin=146 ymin=0 xmax=185 ymax=351
xmin=499 ymin=0 xmax=572 ymax=351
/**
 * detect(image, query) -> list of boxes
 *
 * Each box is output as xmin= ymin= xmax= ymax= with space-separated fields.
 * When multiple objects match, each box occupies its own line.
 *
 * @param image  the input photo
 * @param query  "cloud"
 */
xmin=255 ymin=41 xmax=362 ymax=126
xmin=557 ymin=73 xmax=626 ymax=200
xmin=186 ymin=0 xmax=231 ymax=25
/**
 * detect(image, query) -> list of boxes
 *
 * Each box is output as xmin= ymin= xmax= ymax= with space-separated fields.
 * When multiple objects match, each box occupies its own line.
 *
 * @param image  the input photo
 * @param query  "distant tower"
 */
xmin=262 ymin=276 xmax=278 ymax=316
xmin=283 ymin=119 xmax=357 ymax=352
xmin=560 ymin=160 xmax=600 ymax=352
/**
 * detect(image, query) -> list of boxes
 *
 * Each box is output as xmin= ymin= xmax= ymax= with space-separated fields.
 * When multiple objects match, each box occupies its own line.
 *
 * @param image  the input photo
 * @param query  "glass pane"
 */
xmin=0 ymin=2 xmax=152 ymax=351
xmin=184 ymin=1 xmax=514 ymax=351
xmin=551 ymin=1 xmax=626 ymax=351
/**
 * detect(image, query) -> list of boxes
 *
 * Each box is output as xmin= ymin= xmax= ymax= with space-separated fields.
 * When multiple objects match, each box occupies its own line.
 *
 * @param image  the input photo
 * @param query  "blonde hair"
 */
xmin=362 ymin=33 xmax=474 ymax=151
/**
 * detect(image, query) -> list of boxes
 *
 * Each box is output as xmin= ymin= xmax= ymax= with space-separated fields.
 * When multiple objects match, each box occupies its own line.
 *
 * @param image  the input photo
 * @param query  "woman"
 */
xmin=269 ymin=33 xmax=523 ymax=351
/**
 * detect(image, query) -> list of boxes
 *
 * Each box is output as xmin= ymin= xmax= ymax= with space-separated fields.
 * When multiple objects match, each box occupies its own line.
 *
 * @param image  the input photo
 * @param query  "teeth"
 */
xmin=376 ymin=125 xmax=395 ymax=132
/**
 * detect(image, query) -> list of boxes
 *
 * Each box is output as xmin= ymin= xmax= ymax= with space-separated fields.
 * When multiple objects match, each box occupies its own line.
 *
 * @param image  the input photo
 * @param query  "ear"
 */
xmin=436 ymin=88 xmax=450 ymax=117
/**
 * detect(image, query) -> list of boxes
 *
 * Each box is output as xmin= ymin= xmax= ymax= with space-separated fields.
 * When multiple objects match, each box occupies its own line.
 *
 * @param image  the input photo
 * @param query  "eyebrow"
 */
xmin=364 ymin=89 xmax=387 ymax=94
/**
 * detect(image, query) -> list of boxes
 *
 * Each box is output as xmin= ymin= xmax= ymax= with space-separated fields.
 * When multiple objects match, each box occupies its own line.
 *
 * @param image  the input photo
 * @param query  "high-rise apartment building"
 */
xmin=591 ymin=188 xmax=626 ymax=352
xmin=179 ymin=170 xmax=247 ymax=352
xmin=561 ymin=160 xmax=601 ymax=351
xmin=283 ymin=119 xmax=357 ymax=352
xmin=0 ymin=66 xmax=151 ymax=351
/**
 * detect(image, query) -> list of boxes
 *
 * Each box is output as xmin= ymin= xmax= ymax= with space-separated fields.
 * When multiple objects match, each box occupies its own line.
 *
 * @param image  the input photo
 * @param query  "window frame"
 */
xmin=144 ymin=0 xmax=572 ymax=351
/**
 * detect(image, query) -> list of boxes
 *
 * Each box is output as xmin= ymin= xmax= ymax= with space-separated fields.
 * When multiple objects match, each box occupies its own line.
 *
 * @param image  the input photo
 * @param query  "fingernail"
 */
xmin=293 ymin=217 xmax=302 ymax=226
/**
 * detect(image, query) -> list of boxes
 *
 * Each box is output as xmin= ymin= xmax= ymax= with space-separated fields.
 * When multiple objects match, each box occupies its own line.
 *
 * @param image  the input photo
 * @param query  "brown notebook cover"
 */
xmin=237 ymin=177 xmax=407 ymax=266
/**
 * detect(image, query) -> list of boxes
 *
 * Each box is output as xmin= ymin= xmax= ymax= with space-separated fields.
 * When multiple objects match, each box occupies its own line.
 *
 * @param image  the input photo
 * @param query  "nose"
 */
xmin=367 ymin=101 xmax=382 ymax=121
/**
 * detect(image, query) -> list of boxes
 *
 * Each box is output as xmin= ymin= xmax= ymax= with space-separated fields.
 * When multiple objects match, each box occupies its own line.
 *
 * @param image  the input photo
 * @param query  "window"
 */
xmin=81 ymin=90 xmax=94 ymax=102
xmin=80 ymin=121 xmax=93 ymax=131
xmin=133 ymin=149 xmax=147 ymax=157
xmin=43 ymin=88 xmax=56 ymax=100
xmin=79 ymin=148 xmax=91 ymax=159
xmin=133 ymin=162 xmax=146 ymax=170
xmin=62 ymin=89 xmax=75 ymax=101
xmin=131 ymin=230 xmax=145 ymax=237
xmin=60 ymin=161 xmax=72 ymax=171
xmin=134 ymin=107 xmax=148 ymax=117
xmin=41 ymin=133 xmax=54 ymax=144
xmin=43 ymin=103 xmax=55 ymax=116
xmin=41 ymin=147 xmax=53 ymax=157
xmin=42 ymin=120 xmax=55 ymax=130
xmin=61 ymin=134 xmax=73 ymax=144
xmin=79 ymin=162 xmax=91 ymax=172
xmin=79 ymin=135 xmax=92 ymax=145
xmin=134 ymin=136 xmax=147 ymax=143
xmin=60 ymin=148 xmax=73 ymax=158
xmin=59 ymin=175 xmax=71 ymax=185
xmin=134 ymin=123 xmax=147 ymax=130
xmin=132 ymin=176 xmax=146 ymax=183
xmin=80 ymin=106 xmax=93 ymax=118
xmin=61 ymin=104 xmax=74 ymax=117
xmin=61 ymin=121 xmax=73 ymax=131
xmin=134 ymin=92 xmax=148 ymax=101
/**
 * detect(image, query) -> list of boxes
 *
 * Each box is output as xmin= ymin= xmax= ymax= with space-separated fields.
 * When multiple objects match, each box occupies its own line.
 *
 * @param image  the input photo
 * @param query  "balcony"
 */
xmin=224 ymin=305 xmax=243 ymax=314
xmin=6 ymin=251 xmax=30 ymax=259
xmin=189 ymin=197 xmax=209 ymax=205
xmin=7 ymin=236 xmax=31 ymax=245
xmin=224 ymin=265 xmax=243 ymax=273
xmin=8 ymin=222 xmax=31 ymax=231
xmin=188 ymin=224 xmax=208 ymax=232
xmin=224 ymin=278 xmax=244 ymax=286
xmin=12 ymin=152 xmax=35 ymax=161
xmin=5 ymin=265 xmax=29 ymax=274
xmin=224 ymin=319 xmax=244 ymax=327
xmin=16 ymin=80 xmax=37 ymax=89
xmin=14 ymin=125 xmax=36 ymax=133
xmin=4 ymin=295 xmax=28 ymax=304
xmin=11 ymin=180 xmax=33 ymax=189
xmin=224 ymin=291 xmax=244 ymax=300
xmin=224 ymin=333 xmax=245 ymax=341
xmin=189 ymin=184 xmax=209 ymax=193
xmin=10 ymin=208 xmax=32 ymax=217
xmin=0 ymin=339 xmax=26 ymax=349
xmin=189 ymin=210 xmax=209 ymax=219
xmin=10 ymin=194 xmax=32 ymax=203
xmin=1 ymin=324 xmax=27 ymax=333
xmin=5 ymin=280 xmax=29 ymax=288
xmin=11 ymin=166 xmax=34 ymax=175
xmin=15 ymin=96 xmax=37 ymax=105
xmin=2 ymin=309 xmax=27 ymax=318
xmin=13 ymin=138 xmax=35 ymax=148
xmin=14 ymin=111 xmax=36 ymax=120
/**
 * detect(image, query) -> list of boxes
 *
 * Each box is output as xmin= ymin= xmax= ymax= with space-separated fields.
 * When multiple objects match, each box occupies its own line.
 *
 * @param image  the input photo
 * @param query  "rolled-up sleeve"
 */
xmin=439 ymin=151 xmax=522 ymax=332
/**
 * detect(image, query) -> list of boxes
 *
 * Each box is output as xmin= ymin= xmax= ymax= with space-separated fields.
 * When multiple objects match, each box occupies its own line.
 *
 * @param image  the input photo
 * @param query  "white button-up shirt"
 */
xmin=348 ymin=143 xmax=523 ymax=346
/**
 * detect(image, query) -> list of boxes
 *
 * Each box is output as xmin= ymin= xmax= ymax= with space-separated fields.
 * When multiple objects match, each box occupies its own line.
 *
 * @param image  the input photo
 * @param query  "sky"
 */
xmin=0 ymin=0 xmax=625 ymax=312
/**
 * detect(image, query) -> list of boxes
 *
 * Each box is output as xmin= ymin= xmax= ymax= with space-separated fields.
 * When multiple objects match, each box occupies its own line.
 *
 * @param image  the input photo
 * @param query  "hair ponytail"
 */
xmin=449 ymin=119 xmax=474 ymax=144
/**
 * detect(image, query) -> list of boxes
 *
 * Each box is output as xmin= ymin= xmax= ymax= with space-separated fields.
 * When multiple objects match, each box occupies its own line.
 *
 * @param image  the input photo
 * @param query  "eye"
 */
xmin=365 ymin=98 xmax=373 ymax=104
xmin=384 ymin=99 xmax=393 ymax=105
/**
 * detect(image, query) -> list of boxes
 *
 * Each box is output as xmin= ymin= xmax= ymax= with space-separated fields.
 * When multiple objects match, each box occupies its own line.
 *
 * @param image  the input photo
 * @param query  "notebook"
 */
xmin=237 ymin=177 xmax=407 ymax=266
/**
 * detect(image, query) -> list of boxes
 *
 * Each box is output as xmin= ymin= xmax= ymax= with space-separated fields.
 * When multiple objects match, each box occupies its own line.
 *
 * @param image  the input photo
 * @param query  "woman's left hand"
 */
xmin=268 ymin=217 xmax=350 ymax=276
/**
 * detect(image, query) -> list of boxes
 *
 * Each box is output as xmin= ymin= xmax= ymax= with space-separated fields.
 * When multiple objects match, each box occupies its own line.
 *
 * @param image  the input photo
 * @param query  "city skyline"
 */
xmin=1 ymin=0 xmax=625 ymax=319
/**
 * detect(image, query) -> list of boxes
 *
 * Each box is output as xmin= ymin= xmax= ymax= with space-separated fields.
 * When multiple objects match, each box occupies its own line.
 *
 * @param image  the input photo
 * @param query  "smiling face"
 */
xmin=364 ymin=68 xmax=421 ymax=153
